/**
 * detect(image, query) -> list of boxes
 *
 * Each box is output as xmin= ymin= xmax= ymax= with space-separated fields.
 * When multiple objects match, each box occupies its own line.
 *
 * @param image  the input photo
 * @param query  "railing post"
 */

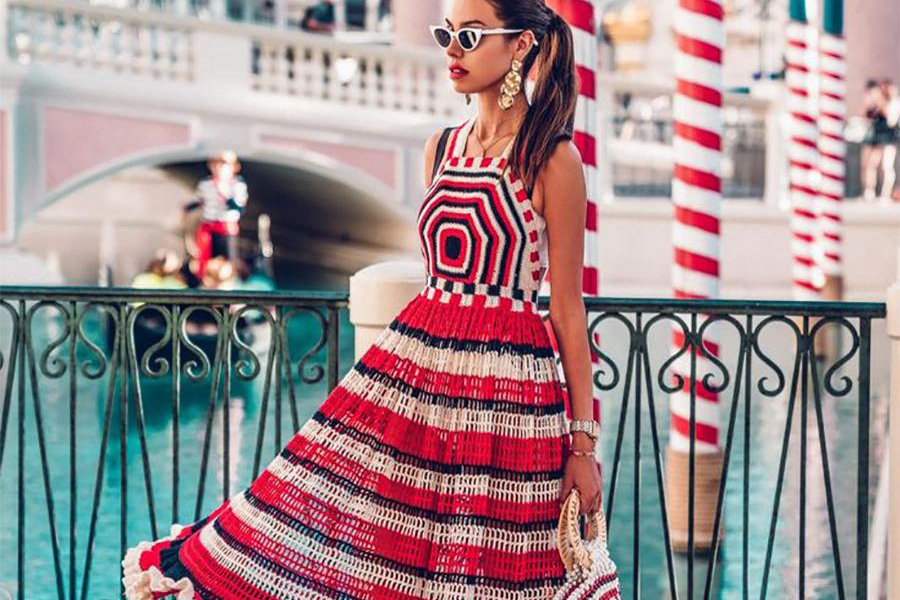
xmin=348 ymin=260 xmax=423 ymax=361
xmin=887 ymin=255 xmax=900 ymax=600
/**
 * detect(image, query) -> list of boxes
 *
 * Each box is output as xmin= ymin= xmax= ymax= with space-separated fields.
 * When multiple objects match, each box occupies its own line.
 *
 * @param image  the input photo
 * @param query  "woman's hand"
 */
xmin=559 ymin=434 xmax=602 ymax=515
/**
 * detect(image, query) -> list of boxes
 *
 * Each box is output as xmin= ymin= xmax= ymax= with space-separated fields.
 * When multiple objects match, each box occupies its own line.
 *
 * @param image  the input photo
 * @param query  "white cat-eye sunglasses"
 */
xmin=428 ymin=24 xmax=538 ymax=52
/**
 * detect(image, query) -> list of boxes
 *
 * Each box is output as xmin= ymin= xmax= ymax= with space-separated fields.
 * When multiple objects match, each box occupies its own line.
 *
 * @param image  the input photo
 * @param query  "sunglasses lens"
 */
xmin=458 ymin=29 xmax=479 ymax=50
xmin=432 ymin=27 xmax=452 ymax=48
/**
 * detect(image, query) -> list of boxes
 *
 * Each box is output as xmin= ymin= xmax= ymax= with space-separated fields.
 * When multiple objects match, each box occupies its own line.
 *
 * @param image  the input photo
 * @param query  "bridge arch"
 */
xmin=21 ymin=143 xmax=419 ymax=286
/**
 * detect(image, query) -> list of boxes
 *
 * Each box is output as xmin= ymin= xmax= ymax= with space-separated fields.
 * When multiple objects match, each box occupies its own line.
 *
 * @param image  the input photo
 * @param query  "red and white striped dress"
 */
xmin=122 ymin=115 xmax=571 ymax=600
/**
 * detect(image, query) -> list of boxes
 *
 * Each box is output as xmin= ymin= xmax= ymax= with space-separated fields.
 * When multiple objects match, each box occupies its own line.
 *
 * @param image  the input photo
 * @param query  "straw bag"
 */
xmin=552 ymin=488 xmax=621 ymax=600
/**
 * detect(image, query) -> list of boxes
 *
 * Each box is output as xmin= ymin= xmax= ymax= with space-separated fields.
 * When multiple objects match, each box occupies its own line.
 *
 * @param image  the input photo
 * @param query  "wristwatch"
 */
xmin=568 ymin=418 xmax=599 ymax=440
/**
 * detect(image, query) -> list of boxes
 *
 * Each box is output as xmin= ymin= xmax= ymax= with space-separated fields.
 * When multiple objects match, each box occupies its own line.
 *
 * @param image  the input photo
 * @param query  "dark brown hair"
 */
xmin=486 ymin=0 xmax=579 ymax=195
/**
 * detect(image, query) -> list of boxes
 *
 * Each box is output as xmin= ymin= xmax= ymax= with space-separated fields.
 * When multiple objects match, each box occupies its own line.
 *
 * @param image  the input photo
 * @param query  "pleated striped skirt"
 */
xmin=123 ymin=276 xmax=572 ymax=600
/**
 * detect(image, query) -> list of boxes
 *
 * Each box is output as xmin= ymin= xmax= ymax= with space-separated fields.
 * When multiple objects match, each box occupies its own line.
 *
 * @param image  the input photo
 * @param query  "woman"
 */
xmin=878 ymin=79 xmax=899 ymax=202
xmin=122 ymin=0 xmax=601 ymax=598
xmin=861 ymin=79 xmax=890 ymax=201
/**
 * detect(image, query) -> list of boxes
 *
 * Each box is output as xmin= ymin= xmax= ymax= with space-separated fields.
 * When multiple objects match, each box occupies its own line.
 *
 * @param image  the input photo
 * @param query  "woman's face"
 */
xmin=441 ymin=0 xmax=532 ymax=96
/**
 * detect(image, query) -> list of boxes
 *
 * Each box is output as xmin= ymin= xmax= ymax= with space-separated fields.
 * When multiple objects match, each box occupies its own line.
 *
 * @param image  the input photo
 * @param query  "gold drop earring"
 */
xmin=498 ymin=58 xmax=522 ymax=110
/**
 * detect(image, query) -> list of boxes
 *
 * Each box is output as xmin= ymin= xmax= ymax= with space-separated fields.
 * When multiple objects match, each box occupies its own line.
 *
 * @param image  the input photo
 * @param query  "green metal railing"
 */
xmin=0 ymin=286 xmax=888 ymax=600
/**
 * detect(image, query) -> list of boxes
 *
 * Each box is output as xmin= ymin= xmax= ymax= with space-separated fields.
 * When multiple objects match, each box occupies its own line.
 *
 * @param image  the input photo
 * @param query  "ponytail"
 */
xmin=487 ymin=3 xmax=579 ymax=196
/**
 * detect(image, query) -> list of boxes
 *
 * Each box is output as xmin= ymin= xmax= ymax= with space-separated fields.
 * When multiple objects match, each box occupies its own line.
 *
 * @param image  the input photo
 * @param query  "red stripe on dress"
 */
xmin=393 ymin=297 xmax=552 ymax=347
xmin=191 ymin=507 xmax=430 ymax=600
xmin=317 ymin=389 xmax=564 ymax=471
xmin=264 ymin=446 xmax=562 ymax=526
xmin=177 ymin=527 xmax=287 ymax=600
xmin=246 ymin=470 xmax=563 ymax=582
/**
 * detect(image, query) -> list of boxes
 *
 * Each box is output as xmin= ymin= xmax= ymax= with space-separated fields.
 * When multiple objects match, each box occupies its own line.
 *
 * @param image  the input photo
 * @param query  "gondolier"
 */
xmin=193 ymin=150 xmax=249 ymax=280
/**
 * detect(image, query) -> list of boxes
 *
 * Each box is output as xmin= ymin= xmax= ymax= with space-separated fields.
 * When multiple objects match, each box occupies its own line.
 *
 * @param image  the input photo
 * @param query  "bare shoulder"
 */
xmin=532 ymin=138 xmax=585 ymax=215
xmin=423 ymin=128 xmax=447 ymax=188
xmin=550 ymin=138 xmax=583 ymax=170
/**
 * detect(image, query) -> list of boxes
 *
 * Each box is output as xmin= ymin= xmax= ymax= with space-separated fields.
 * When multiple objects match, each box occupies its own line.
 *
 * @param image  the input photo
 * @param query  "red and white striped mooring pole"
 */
xmin=667 ymin=0 xmax=725 ymax=553
xmin=815 ymin=0 xmax=845 ymax=318
xmin=787 ymin=0 xmax=823 ymax=302
xmin=543 ymin=0 xmax=602 ymax=438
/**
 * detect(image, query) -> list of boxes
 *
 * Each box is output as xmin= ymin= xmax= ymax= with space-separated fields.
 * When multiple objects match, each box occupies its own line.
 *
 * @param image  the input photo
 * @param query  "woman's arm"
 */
xmin=536 ymin=140 xmax=594 ymax=432
xmin=534 ymin=139 xmax=602 ymax=512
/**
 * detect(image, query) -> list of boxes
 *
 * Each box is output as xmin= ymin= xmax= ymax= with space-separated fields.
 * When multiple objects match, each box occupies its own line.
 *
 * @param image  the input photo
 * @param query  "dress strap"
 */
xmin=430 ymin=126 xmax=453 ymax=183
xmin=449 ymin=116 xmax=477 ymax=158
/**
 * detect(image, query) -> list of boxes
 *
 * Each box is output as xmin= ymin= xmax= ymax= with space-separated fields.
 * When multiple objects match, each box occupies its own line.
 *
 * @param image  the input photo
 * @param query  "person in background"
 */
xmin=861 ymin=79 xmax=891 ymax=201
xmin=129 ymin=250 xmax=188 ymax=309
xmin=879 ymin=79 xmax=899 ymax=203
xmin=193 ymin=150 xmax=249 ymax=280
xmin=200 ymin=256 xmax=238 ymax=291
xmin=300 ymin=0 xmax=336 ymax=32
xmin=131 ymin=249 xmax=188 ymax=290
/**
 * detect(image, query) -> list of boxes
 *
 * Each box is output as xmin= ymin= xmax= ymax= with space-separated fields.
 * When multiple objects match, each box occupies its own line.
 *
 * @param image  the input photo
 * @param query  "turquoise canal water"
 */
xmin=0 ymin=300 xmax=888 ymax=600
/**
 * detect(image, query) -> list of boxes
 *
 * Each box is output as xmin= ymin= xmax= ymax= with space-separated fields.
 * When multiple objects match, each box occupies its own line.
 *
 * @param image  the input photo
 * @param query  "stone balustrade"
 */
xmin=5 ymin=0 xmax=458 ymax=117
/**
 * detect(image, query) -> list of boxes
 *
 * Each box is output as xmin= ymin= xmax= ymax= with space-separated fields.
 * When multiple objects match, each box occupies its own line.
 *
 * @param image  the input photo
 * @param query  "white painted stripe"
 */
xmin=674 ymin=95 xmax=723 ymax=131
xmin=672 ymin=179 xmax=721 ymax=211
xmin=670 ymin=390 xmax=721 ymax=423
xmin=674 ymin=8 xmax=725 ymax=47
xmin=819 ymin=34 xmax=847 ymax=54
xmin=669 ymin=431 xmax=719 ymax=454
xmin=672 ymin=265 xmax=720 ymax=297
xmin=674 ymin=137 xmax=723 ymax=176
xmin=818 ymin=96 xmax=846 ymax=117
xmin=675 ymin=53 xmax=723 ymax=89
xmin=673 ymin=223 xmax=721 ymax=258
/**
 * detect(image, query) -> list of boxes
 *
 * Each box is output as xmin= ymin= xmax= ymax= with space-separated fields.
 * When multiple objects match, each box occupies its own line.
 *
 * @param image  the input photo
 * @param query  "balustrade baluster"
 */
xmin=310 ymin=46 xmax=325 ymax=100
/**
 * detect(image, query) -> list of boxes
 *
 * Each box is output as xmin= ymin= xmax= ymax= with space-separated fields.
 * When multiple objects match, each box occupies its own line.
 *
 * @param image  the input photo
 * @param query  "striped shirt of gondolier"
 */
xmin=197 ymin=176 xmax=249 ymax=223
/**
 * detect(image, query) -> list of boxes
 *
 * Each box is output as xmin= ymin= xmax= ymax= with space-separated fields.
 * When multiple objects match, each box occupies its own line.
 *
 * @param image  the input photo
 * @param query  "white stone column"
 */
xmin=392 ymin=0 xmax=442 ymax=47
xmin=364 ymin=0 xmax=379 ymax=32
xmin=274 ymin=0 xmax=287 ymax=27
xmin=333 ymin=0 xmax=346 ymax=31
xmin=888 ymin=249 xmax=900 ymax=600
xmin=210 ymin=0 xmax=227 ymax=19
xmin=348 ymin=260 xmax=424 ymax=360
